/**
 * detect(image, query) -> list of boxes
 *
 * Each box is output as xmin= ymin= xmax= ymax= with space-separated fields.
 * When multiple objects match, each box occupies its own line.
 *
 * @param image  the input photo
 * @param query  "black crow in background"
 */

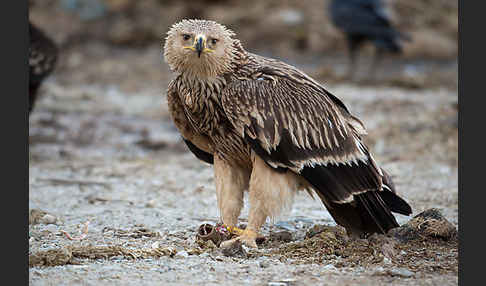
xmin=329 ymin=0 xmax=410 ymax=79
xmin=29 ymin=22 xmax=58 ymax=116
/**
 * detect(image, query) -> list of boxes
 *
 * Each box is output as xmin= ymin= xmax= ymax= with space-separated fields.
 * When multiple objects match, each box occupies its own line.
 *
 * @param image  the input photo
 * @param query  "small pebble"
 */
xmin=221 ymin=240 xmax=247 ymax=258
xmin=274 ymin=221 xmax=296 ymax=232
xmin=269 ymin=231 xmax=293 ymax=242
xmin=294 ymin=217 xmax=314 ymax=224
xmin=110 ymin=255 xmax=124 ymax=261
xmin=322 ymin=264 xmax=337 ymax=271
xmin=388 ymin=268 xmax=414 ymax=278
xmin=44 ymin=224 xmax=58 ymax=233
xmin=259 ymin=261 xmax=269 ymax=268
xmin=145 ymin=200 xmax=156 ymax=208
xmin=374 ymin=266 xmax=385 ymax=273
xmin=40 ymin=214 xmax=57 ymax=225
xmin=174 ymin=251 xmax=189 ymax=259
xmin=268 ymin=283 xmax=287 ymax=286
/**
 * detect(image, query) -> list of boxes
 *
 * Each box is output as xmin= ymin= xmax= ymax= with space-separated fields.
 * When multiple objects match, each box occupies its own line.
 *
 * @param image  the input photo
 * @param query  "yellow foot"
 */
xmin=220 ymin=229 xmax=259 ymax=249
xmin=222 ymin=224 xmax=244 ymax=236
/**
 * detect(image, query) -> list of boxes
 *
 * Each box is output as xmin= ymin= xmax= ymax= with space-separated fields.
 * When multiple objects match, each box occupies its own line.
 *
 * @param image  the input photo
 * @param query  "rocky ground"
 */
xmin=29 ymin=1 xmax=457 ymax=285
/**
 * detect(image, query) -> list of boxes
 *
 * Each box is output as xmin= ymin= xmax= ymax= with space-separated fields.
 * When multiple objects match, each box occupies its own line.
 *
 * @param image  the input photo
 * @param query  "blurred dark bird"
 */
xmin=329 ymin=0 xmax=411 ymax=79
xmin=29 ymin=22 xmax=58 ymax=115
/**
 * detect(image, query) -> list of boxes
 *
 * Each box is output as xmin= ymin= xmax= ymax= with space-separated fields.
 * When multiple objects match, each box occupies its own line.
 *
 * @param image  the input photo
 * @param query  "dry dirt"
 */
xmin=29 ymin=1 xmax=458 ymax=285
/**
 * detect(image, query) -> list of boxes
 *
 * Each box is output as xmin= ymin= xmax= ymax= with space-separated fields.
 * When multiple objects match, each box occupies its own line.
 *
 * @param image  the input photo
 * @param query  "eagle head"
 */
xmin=163 ymin=19 xmax=238 ymax=78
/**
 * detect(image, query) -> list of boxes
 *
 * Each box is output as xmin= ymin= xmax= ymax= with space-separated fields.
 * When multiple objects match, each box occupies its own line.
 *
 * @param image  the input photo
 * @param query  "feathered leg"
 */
xmin=213 ymin=155 xmax=249 ymax=229
xmin=222 ymin=153 xmax=299 ymax=248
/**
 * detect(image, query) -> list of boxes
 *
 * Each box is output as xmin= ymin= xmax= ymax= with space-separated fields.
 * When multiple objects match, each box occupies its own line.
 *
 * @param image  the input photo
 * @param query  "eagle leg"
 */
xmin=220 ymin=228 xmax=260 ymax=249
xmin=223 ymin=225 xmax=244 ymax=235
xmin=222 ymin=154 xmax=300 ymax=249
xmin=220 ymin=201 xmax=267 ymax=249
xmin=214 ymin=155 xmax=249 ymax=230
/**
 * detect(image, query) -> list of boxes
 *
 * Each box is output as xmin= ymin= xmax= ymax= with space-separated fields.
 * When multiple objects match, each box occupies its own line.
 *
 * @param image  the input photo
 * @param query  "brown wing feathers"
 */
xmin=223 ymin=77 xmax=366 ymax=170
xmin=222 ymin=67 xmax=411 ymax=236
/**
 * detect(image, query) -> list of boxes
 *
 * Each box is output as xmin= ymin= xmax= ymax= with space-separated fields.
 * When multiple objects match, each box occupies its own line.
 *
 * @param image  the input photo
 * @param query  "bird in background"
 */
xmin=29 ymin=22 xmax=58 ymax=116
xmin=163 ymin=19 xmax=412 ymax=249
xmin=329 ymin=0 xmax=411 ymax=80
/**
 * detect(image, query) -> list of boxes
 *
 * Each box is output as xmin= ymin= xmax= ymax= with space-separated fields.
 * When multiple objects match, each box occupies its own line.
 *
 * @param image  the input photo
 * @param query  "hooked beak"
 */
xmin=194 ymin=35 xmax=205 ymax=58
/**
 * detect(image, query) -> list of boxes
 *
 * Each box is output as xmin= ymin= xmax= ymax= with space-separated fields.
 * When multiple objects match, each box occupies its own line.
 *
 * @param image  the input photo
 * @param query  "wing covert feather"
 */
xmin=221 ymin=76 xmax=368 ymax=172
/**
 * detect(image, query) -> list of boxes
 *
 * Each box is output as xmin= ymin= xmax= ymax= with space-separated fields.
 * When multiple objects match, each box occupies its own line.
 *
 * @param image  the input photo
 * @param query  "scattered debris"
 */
xmin=29 ymin=209 xmax=58 ymax=225
xmin=270 ymin=209 xmax=457 ymax=274
xmin=174 ymin=250 xmax=189 ymax=259
xmin=389 ymin=208 xmax=457 ymax=242
xmin=61 ymin=220 xmax=90 ymax=241
xmin=196 ymin=223 xmax=233 ymax=247
xmin=102 ymin=226 xmax=161 ymax=239
xmin=85 ymin=195 xmax=110 ymax=204
xmin=268 ymin=231 xmax=293 ymax=243
xmin=367 ymin=234 xmax=398 ymax=261
xmin=221 ymin=240 xmax=248 ymax=258
xmin=305 ymin=224 xmax=347 ymax=240
xmin=30 ymin=247 xmax=73 ymax=267
xmin=29 ymin=245 xmax=177 ymax=267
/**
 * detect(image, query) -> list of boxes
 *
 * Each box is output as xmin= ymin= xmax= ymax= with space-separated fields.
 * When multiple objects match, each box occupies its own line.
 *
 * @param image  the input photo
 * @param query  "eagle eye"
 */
xmin=211 ymin=38 xmax=218 ymax=45
xmin=182 ymin=34 xmax=191 ymax=41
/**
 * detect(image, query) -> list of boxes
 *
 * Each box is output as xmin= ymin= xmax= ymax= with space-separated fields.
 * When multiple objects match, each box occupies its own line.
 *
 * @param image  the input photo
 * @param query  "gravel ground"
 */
xmin=29 ymin=42 xmax=457 ymax=285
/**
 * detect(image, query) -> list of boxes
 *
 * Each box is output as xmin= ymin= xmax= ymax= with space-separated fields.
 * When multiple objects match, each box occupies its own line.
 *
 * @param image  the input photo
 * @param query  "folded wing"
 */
xmin=221 ymin=66 xmax=411 ymax=235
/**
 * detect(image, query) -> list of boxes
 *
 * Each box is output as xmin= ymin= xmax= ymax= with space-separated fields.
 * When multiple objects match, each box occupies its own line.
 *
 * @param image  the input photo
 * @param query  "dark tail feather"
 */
xmin=380 ymin=169 xmax=412 ymax=216
xmin=324 ymin=191 xmax=400 ymax=237
xmin=302 ymin=162 xmax=412 ymax=236
xmin=355 ymin=191 xmax=400 ymax=234
xmin=378 ymin=190 xmax=412 ymax=216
